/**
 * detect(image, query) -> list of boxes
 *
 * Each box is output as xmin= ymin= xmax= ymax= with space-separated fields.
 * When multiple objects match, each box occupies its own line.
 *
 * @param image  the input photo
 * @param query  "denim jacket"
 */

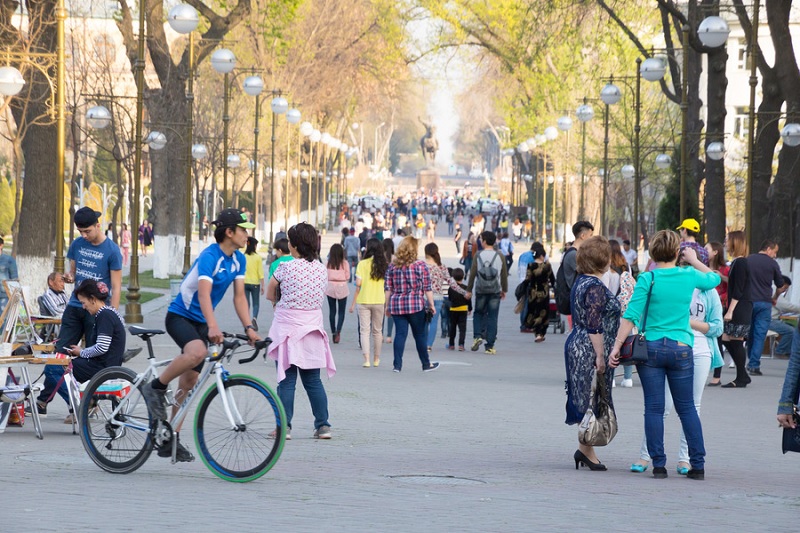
xmin=778 ymin=326 xmax=800 ymax=415
xmin=0 ymin=253 xmax=18 ymax=299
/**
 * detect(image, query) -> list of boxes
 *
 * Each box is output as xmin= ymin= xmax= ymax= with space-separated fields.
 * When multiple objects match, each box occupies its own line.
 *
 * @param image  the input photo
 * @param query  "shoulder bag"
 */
xmin=578 ymin=372 xmax=618 ymax=447
xmin=619 ymin=272 xmax=654 ymax=366
xmin=782 ymin=406 xmax=800 ymax=454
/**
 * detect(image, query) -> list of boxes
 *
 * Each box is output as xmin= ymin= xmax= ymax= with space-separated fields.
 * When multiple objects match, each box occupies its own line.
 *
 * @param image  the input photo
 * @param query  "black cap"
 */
xmin=74 ymin=206 xmax=101 ymax=228
xmin=212 ymin=208 xmax=256 ymax=229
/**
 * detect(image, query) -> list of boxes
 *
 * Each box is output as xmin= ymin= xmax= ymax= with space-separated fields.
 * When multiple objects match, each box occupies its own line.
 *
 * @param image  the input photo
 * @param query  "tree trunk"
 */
xmin=704 ymin=43 xmax=728 ymax=243
xmin=765 ymin=0 xmax=800 ymax=258
xmin=750 ymin=70 xmax=782 ymax=252
xmin=147 ymin=81 xmax=189 ymax=278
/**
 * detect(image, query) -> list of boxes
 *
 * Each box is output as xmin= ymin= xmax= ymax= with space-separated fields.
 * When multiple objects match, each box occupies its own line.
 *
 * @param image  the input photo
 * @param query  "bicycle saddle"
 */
xmin=129 ymin=326 xmax=166 ymax=337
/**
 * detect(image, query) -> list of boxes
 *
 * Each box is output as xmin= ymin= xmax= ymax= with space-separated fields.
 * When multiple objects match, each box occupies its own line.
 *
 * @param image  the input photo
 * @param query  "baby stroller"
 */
xmin=549 ymin=292 xmax=565 ymax=334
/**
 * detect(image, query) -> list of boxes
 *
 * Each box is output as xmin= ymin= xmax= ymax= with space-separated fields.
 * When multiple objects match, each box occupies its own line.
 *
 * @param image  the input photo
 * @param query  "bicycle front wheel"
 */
xmin=194 ymin=375 xmax=286 ymax=482
xmin=79 ymin=366 xmax=153 ymax=474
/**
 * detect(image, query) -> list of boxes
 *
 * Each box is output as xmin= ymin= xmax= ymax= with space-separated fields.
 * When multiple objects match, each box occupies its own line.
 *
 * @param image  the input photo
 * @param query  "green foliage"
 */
xmin=656 ymin=147 xmax=701 ymax=232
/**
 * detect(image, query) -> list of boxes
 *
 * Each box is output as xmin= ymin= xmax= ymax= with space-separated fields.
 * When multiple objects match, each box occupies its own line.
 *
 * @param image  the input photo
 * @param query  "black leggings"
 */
xmin=722 ymin=339 xmax=751 ymax=385
xmin=327 ymin=296 xmax=347 ymax=334
xmin=713 ymin=336 xmax=725 ymax=379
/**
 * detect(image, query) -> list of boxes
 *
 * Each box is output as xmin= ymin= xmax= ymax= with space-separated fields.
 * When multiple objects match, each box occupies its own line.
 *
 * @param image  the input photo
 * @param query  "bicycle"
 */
xmin=78 ymin=326 xmax=286 ymax=482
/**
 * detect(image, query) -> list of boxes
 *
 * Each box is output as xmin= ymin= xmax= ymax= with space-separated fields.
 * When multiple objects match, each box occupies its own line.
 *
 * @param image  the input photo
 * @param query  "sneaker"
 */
xmin=140 ymin=380 xmax=168 ymax=422
xmin=458 ymin=346 xmax=465 ymax=352
xmin=25 ymin=400 xmax=47 ymax=417
xmin=122 ymin=347 xmax=143 ymax=363
xmin=485 ymin=347 xmax=497 ymax=355
xmin=728 ymin=361 xmax=736 ymax=368
xmin=393 ymin=368 xmax=401 ymax=373
xmin=157 ymin=435 xmax=195 ymax=462
xmin=252 ymin=317 xmax=259 ymax=331
xmin=621 ymin=378 xmax=634 ymax=388
xmin=612 ymin=379 xmax=616 ymax=388
xmin=314 ymin=425 xmax=332 ymax=439
xmin=446 ymin=345 xmax=455 ymax=350
xmin=423 ymin=362 xmax=440 ymax=372
xmin=269 ymin=428 xmax=291 ymax=440
xmin=748 ymin=368 xmax=763 ymax=376
xmin=471 ymin=337 xmax=484 ymax=351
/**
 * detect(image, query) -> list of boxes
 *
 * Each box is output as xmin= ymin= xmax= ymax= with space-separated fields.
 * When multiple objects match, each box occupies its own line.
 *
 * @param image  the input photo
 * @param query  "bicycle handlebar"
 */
xmin=216 ymin=332 xmax=272 ymax=364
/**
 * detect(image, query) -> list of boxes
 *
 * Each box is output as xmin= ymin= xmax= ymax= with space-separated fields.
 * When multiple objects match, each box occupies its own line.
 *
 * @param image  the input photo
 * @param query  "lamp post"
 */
xmin=241 ymin=74 xmax=264 ymax=237
xmin=557 ymin=115 xmax=573 ymax=237
xmin=285 ymin=107 xmax=301 ymax=230
xmin=269 ymin=91 xmax=288 ymax=244
xmin=575 ymin=99 xmax=594 ymax=219
xmin=167 ymin=4 xmax=200 ymax=274
xmin=516 ymin=141 xmax=530 ymax=220
xmin=210 ymin=48 xmax=237 ymax=206
xmin=543 ymin=126 xmax=558 ymax=244
xmin=299 ymin=121 xmax=313 ymax=218
xmin=600 ymin=79 xmax=622 ymax=234
xmin=308 ymin=129 xmax=321 ymax=222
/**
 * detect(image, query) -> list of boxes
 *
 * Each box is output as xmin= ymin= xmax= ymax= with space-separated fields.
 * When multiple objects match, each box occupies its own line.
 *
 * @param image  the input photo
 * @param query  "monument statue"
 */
xmin=418 ymin=116 xmax=439 ymax=167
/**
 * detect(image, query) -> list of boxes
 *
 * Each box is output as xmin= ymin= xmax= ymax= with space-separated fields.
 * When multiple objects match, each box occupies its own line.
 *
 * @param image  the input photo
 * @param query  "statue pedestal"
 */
xmin=416 ymin=169 xmax=441 ymax=191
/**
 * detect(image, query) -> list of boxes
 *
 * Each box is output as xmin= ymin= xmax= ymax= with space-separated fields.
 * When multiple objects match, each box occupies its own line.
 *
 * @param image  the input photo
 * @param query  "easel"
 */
xmin=0 ymin=280 xmax=42 ymax=346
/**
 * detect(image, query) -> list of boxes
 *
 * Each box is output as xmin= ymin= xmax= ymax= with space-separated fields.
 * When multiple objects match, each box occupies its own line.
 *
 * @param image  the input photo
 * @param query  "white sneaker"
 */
xmin=621 ymin=378 xmax=634 ymax=388
xmin=612 ymin=379 xmax=616 ymax=388
xmin=729 ymin=361 xmax=736 ymax=368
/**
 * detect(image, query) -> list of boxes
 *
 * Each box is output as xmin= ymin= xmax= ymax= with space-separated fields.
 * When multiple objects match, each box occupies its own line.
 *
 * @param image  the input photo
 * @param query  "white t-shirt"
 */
xmin=688 ymin=288 xmax=711 ymax=357
xmin=622 ymin=248 xmax=637 ymax=266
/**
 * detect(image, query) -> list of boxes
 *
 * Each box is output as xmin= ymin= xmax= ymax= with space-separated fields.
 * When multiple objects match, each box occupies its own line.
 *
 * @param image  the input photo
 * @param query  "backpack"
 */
xmin=475 ymin=251 xmax=502 ymax=294
xmin=555 ymin=247 xmax=576 ymax=315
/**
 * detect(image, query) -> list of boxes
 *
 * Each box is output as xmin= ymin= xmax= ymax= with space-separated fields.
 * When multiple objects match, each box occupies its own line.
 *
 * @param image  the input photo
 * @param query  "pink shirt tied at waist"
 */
xmin=325 ymin=263 xmax=350 ymax=299
xmin=267 ymin=306 xmax=337 ymax=382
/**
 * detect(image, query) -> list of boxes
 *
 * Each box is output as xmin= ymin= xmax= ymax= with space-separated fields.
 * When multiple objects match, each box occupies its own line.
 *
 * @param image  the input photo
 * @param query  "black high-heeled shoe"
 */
xmin=574 ymin=450 xmax=607 ymax=471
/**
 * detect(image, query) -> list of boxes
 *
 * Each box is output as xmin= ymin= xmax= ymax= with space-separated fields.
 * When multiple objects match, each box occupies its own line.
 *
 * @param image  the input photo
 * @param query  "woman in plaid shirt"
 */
xmin=385 ymin=236 xmax=440 ymax=372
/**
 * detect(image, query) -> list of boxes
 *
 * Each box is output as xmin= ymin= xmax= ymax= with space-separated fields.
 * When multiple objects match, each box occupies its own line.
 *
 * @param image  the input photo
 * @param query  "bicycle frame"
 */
xmin=102 ymin=348 xmax=239 ymax=447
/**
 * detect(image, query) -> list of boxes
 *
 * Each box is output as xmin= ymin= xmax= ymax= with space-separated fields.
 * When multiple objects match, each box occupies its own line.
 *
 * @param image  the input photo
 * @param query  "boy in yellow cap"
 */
xmin=676 ymin=218 xmax=709 ymax=265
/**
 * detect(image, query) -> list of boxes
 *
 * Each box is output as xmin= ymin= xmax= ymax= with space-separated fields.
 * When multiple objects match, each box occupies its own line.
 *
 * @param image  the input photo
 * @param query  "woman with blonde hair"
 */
xmin=610 ymin=230 xmax=719 ymax=480
xmin=385 ymin=236 xmax=439 ymax=372
xmin=719 ymin=231 xmax=751 ymax=388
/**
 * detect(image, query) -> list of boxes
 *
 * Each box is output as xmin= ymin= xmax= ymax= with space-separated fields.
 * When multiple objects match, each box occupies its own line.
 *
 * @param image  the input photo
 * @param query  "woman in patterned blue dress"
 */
xmin=564 ymin=236 xmax=621 ymax=471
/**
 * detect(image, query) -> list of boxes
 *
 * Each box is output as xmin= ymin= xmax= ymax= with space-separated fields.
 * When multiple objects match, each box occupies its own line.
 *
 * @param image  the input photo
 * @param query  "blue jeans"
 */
xmin=778 ymin=324 xmax=800 ymax=415
xmin=55 ymin=305 xmax=96 ymax=353
xmin=425 ymin=299 xmax=444 ymax=348
xmin=519 ymin=294 xmax=529 ymax=328
xmin=440 ymin=298 xmax=450 ymax=337
xmin=473 ymin=293 xmax=501 ymax=348
xmin=244 ymin=283 xmax=260 ymax=319
xmin=769 ymin=319 xmax=795 ymax=355
xmin=392 ymin=310 xmax=432 ymax=371
xmin=637 ymin=339 xmax=705 ymax=470
xmin=384 ymin=315 xmax=394 ymax=338
xmin=327 ymin=296 xmax=347 ymax=334
xmin=748 ymin=301 xmax=773 ymax=369
xmin=276 ymin=365 xmax=330 ymax=430
xmin=39 ymin=357 xmax=107 ymax=406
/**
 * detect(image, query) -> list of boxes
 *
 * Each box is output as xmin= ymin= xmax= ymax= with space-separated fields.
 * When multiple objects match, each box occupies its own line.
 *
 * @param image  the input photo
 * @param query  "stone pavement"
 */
xmin=2 ymin=225 xmax=798 ymax=532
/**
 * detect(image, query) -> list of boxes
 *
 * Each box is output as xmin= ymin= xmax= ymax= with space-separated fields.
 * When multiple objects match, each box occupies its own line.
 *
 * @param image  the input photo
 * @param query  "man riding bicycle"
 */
xmin=141 ymin=209 xmax=261 ymax=462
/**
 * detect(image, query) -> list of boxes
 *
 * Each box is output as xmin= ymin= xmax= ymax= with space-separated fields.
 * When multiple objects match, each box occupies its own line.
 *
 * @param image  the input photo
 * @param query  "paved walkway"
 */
xmin=2 ymin=224 xmax=798 ymax=532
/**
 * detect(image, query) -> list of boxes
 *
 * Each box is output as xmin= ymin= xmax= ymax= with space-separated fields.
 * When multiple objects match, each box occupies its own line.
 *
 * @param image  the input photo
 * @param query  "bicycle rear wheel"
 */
xmin=79 ymin=366 xmax=153 ymax=474
xmin=194 ymin=375 xmax=286 ymax=482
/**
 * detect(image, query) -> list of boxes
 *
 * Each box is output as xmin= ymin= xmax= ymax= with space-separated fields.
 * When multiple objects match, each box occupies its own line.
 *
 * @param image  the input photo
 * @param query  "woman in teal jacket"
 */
xmin=630 ymin=284 xmax=723 ymax=475
xmin=610 ymin=230 xmax=719 ymax=480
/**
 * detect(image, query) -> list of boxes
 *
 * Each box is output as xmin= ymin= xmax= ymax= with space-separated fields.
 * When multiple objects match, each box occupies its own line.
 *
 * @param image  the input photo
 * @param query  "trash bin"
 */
xmin=169 ymin=278 xmax=182 ymax=298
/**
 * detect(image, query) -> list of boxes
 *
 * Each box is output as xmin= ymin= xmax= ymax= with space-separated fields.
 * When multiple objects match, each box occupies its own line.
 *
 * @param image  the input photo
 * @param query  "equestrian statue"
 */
xmin=418 ymin=116 xmax=439 ymax=167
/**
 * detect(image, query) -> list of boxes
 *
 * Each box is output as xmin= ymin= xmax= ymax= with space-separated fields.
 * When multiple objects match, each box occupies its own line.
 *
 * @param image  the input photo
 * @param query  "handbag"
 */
xmin=424 ymin=307 xmax=434 ymax=323
xmin=619 ymin=273 xmax=654 ymax=366
xmin=782 ymin=406 xmax=800 ymax=454
xmin=578 ymin=372 xmax=618 ymax=447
